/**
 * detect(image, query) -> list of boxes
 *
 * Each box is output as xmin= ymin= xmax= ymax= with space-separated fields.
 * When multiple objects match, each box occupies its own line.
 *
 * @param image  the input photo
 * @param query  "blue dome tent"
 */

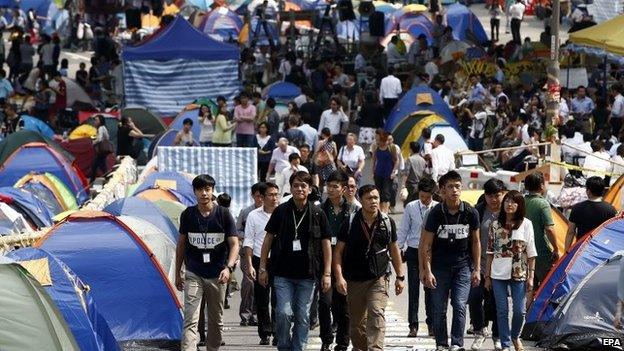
xmin=0 ymin=186 xmax=54 ymax=229
xmin=446 ymin=3 xmax=488 ymax=45
xmin=133 ymin=171 xmax=196 ymax=206
xmin=261 ymin=81 xmax=302 ymax=102
xmin=6 ymin=247 xmax=120 ymax=351
xmin=18 ymin=115 xmax=55 ymax=139
xmin=103 ymin=197 xmax=180 ymax=241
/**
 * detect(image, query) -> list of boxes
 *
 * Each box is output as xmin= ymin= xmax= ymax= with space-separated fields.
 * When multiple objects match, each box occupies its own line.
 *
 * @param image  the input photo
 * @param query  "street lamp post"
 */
xmin=546 ymin=0 xmax=561 ymax=127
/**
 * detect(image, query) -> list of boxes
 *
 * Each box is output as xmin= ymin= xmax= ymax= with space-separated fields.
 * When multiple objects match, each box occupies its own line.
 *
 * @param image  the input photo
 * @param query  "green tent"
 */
xmin=152 ymin=199 xmax=186 ymax=227
xmin=0 ymin=130 xmax=74 ymax=165
xmin=0 ymin=256 xmax=80 ymax=351
xmin=14 ymin=172 xmax=79 ymax=212
xmin=121 ymin=108 xmax=167 ymax=136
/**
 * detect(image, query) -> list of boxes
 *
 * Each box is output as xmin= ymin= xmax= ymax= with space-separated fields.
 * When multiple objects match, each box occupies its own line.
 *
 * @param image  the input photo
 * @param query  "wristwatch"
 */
xmin=396 ymin=275 xmax=405 ymax=281
xmin=227 ymin=265 xmax=234 ymax=274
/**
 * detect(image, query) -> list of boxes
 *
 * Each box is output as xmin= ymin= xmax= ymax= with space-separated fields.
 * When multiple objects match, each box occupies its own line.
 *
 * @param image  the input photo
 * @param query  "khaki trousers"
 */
xmin=182 ymin=271 xmax=226 ymax=351
xmin=346 ymin=276 xmax=389 ymax=351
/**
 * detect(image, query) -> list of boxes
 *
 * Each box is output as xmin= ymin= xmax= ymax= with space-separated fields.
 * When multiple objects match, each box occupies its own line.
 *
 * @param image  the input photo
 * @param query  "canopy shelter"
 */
xmin=384 ymin=86 xmax=463 ymax=158
xmin=446 ymin=3 xmax=488 ymax=45
xmin=0 ymin=256 xmax=80 ymax=351
xmin=538 ymin=252 xmax=624 ymax=349
xmin=0 ymin=187 xmax=54 ymax=230
xmin=0 ymin=142 xmax=88 ymax=204
xmin=122 ymin=16 xmax=240 ymax=117
xmin=198 ymin=6 xmax=244 ymax=41
xmin=15 ymin=172 xmax=79 ymax=215
xmin=568 ymin=15 xmax=624 ymax=62
xmin=524 ymin=214 xmax=624 ymax=340
xmin=6 ymin=248 xmax=120 ymax=351
xmin=35 ymin=211 xmax=183 ymax=346
xmin=104 ymin=197 xmax=180 ymax=241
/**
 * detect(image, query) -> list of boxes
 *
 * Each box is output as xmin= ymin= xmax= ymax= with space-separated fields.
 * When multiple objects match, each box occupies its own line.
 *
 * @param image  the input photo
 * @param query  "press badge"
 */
xmin=293 ymin=240 xmax=302 ymax=251
xmin=331 ymin=237 xmax=337 ymax=246
xmin=203 ymin=253 xmax=211 ymax=263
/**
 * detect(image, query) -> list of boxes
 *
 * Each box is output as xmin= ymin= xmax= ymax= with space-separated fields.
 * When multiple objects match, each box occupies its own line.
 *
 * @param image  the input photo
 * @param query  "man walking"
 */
xmin=509 ymin=0 xmax=525 ymax=44
xmin=334 ymin=184 xmax=405 ymax=351
xmin=420 ymin=171 xmax=481 ymax=351
xmin=317 ymin=171 xmax=358 ymax=351
xmin=175 ymin=174 xmax=240 ymax=351
xmin=379 ymin=66 xmax=402 ymax=120
xmin=398 ymin=178 xmax=438 ymax=337
xmin=244 ymin=182 xmax=280 ymax=345
xmin=259 ymin=171 xmax=332 ymax=351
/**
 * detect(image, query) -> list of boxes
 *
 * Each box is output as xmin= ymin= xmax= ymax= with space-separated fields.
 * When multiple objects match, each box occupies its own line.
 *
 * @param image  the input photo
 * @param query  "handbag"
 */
xmin=94 ymin=139 xmax=114 ymax=155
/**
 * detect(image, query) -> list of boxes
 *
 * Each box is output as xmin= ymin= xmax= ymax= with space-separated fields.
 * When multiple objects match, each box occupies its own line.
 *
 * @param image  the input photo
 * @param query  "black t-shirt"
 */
xmin=569 ymin=200 xmax=617 ymax=239
xmin=424 ymin=202 xmax=479 ymax=268
xmin=179 ymin=205 xmax=237 ymax=279
xmin=337 ymin=210 xmax=397 ymax=281
xmin=117 ymin=125 xmax=134 ymax=157
xmin=265 ymin=199 xmax=331 ymax=279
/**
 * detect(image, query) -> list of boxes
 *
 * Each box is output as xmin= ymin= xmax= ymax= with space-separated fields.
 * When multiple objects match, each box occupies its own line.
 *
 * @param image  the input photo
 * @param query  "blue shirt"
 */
xmin=570 ymin=96 xmax=595 ymax=115
xmin=397 ymin=199 xmax=438 ymax=249
xmin=0 ymin=79 xmax=13 ymax=99
xmin=469 ymin=83 xmax=487 ymax=103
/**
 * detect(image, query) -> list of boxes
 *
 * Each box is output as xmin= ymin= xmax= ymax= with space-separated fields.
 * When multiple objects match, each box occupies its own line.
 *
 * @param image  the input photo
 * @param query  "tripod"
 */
xmin=313 ymin=4 xmax=345 ymax=58
xmin=249 ymin=5 xmax=277 ymax=50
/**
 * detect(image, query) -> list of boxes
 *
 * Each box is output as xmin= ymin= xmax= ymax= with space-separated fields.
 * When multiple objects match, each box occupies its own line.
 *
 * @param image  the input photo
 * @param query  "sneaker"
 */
xmin=493 ymin=338 xmax=502 ymax=350
xmin=259 ymin=337 xmax=270 ymax=345
xmin=249 ymin=319 xmax=258 ymax=326
xmin=450 ymin=346 xmax=465 ymax=351
xmin=407 ymin=326 xmax=418 ymax=337
xmin=436 ymin=346 xmax=447 ymax=351
xmin=320 ymin=344 xmax=332 ymax=351
xmin=471 ymin=334 xmax=486 ymax=350
xmin=466 ymin=325 xmax=474 ymax=335
xmin=240 ymin=320 xmax=248 ymax=327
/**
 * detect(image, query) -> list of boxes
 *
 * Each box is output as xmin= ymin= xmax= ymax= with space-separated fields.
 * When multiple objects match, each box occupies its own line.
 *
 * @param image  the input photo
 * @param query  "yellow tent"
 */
xmin=569 ymin=16 xmax=624 ymax=56
xmin=68 ymin=124 xmax=96 ymax=140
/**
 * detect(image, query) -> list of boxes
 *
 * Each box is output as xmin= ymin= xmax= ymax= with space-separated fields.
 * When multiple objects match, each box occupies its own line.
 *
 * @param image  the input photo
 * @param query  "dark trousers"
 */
xmin=252 ymin=256 xmax=276 ymax=339
xmin=469 ymin=274 xmax=499 ymax=337
xmin=405 ymin=247 xmax=433 ymax=329
xmin=511 ymin=18 xmax=521 ymax=44
xmin=259 ymin=161 xmax=270 ymax=182
xmin=468 ymin=137 xmax=484 ymax=152
xmin=382 ymin=98 xmax=398 ymax=121
xmin=318 ymin=284 xmax=350 ymax=347
xmin=237 ymin=134 xmax=255 ymax=148
xmin=90 ymin=153 xmax=108 ymax=182
xmin=611 ymin=118 xmax=623 ymax=136
xmin=490 ymin=18 xmax=500 ymax=41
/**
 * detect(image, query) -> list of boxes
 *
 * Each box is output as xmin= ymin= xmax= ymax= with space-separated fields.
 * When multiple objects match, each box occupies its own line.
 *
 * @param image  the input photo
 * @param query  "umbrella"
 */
xmin=440 ymin=40 xmax=471 ymax=63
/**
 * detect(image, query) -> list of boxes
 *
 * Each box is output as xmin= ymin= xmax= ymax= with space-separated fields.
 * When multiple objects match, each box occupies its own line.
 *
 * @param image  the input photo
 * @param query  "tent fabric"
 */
xmin=152 ymin=199 xmax=186 ymax=227
xmin=0 ymin=186 xmax=54 ymax=228
xmin=18 ymin=115 xmax=56 ymax=139
xmin=605 ymin=174 xmax=624 ymax=211
xmin=123 ymin=17 xmax=240 ymax=116
xmin=383 ymin=13 xmax=433 ymax=46
xmin=157 ymin=146 xmax=256 ymax=219
xmin=36 ymin=211 xmax=183 ymax=343
xmin=15 ymin=173 xmax=79 ymax=212
xmin=104 ymin=197 xmax=180 ymax=241
xmin=0 ymin=202 xmax=33 ymax=236
xmin=0 ymin=256 xmax=80 ymax=351
xmin=133 ymin=171 xmax=196 ymax=206
xmin=525 ymin=215 xmax=624 ymax=339
xmin=6 ymin=248 xmax=120 ymax=351
xmin=261 ymin=81 xmax=302 ymax=102
xmin=538 ymin=253 xmax=623 ymax=349
xmin=49 ymin=78 xmax=96 ymax=108
xmin=568 ymin=15 xmax=624 ymax=56
xmin=121 ymin=108 xmax=167 ymax=136
xmin=68 ymin=124 xmax=97 ymax=140
xmin=0 ymin=130 xmax=73 ymax=165
xmin=60 ymin=137 xmax=115 ymax=181
xmin=446 ymin=3 xmax=489 ymax=44
xmin=199 ymin=7 xmax=244 ymax=41
xmin=148 ymin=129 xmax=180 ymax=159
xmin=0 ymin=142 xmax=88 ymax=204
xmin=18 ymin=180 xmax=64 ymax=215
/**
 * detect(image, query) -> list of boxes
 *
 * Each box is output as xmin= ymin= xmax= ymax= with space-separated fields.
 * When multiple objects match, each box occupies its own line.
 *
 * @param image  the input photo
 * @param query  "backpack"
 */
xmin=345 ymin=210 xmax=394 ymax=278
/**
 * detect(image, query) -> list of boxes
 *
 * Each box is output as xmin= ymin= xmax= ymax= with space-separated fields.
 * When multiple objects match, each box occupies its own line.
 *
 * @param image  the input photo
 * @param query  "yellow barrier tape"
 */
xmin=547 ymin=160 xmax=623 ymax=177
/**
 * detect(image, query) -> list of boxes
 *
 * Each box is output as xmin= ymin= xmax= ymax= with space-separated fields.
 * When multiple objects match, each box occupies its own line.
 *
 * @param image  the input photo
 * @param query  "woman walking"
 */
xmin=314 ymin=128 xmax=338 ymax=190
xmin=91 ymin=115 xmax=112 ymax=182
xmin=255 ymin=122 xmax=275 ymax=181
xmin=198 ymin=105 xmax=214 ymax=146
xmin=485 ymin=190 xmax=537 ymax=351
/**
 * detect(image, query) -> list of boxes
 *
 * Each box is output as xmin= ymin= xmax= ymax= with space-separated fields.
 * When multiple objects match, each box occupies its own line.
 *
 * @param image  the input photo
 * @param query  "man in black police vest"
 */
xmin=175 ymin=174 xmax=240 ymax=351
xmin=334 ymin=184 xmax=405 ymax=351
xmin=420 ymin=170 xmax=481 ymax=351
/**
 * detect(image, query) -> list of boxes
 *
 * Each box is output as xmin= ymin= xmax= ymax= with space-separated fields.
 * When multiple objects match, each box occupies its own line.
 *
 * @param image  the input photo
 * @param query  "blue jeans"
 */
xmin=492 ymin=279 xmax=526 ymax=348
xmin=431 ymin=264 xmax=471 ymax=348
xmin=274 ymin=276 xmax=316 ymax=351
xmin=237 ymin=133 xmax=255 ymax=147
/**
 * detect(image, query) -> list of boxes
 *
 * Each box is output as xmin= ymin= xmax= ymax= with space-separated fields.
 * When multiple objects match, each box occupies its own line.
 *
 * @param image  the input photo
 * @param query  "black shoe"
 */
xmin=309 ymin=321 xmax=319 ymax=330
xmin=240 ymin=320 xmax=248 ymax=327
xmin=272 ymin=337 xmax=278 ymax=346
xmin=259 ymin=337 xmax=270 ymax=345
xmin=249 ymin=319 xmax=258 ymax=326
xmin=334 ymin=346 xmax=348 ymax=351
xmin=320 ymin=343 xmax=332 ymax=351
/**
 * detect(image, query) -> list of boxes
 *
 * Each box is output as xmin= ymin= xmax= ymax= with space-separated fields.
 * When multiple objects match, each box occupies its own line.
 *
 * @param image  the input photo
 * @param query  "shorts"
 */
xmin=374 ymin=175 xmax=393 ymax=202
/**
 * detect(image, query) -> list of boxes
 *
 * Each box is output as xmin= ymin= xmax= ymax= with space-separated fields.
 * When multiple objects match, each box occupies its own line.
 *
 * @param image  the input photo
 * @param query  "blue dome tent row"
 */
xmin=132 ymin=171 xmax=197 ymax=207
xmin=103 ymin=197 xmax=180 ymax=241
xmin=5 ymin=247 xmax=120 ymax=351
xmin=36 ymin=211 xmax=183 ymax=347
xmin=122 ymin=16 xmax=241 ymax=117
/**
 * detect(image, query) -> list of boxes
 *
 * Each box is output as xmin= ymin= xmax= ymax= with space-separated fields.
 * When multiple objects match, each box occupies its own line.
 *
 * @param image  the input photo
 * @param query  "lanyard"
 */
xmin=292 ymin=207 xmax=307 ymax=239
xmin=360 ymin=217 xmax=378 ymax=252
xmin=197 ymin=216 xmax=208 ymax=248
